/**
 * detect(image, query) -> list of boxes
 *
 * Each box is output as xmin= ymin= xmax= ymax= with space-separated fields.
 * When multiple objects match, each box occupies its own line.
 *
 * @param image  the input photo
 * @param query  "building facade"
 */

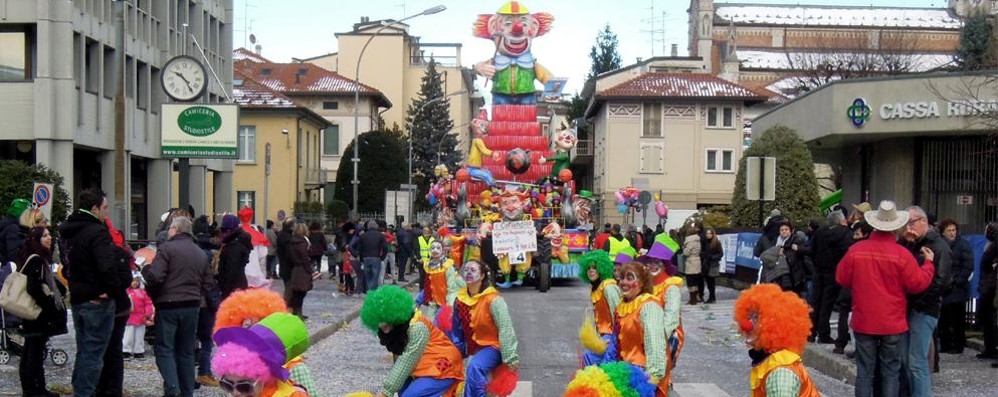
xmin=294 ymin=18 xmax=480 ymax=156
xmin=752 ymin=72 xmax=998 ymax=232
xmin=586 ymin=64 xmax=764 ymax=226
xmin=0 ymin=0 xmax=234 ymax=239
xmin=230 ymin=73 xmax=329 ymax=224
xmin=234 ymin=48 xmax=391 ymax=208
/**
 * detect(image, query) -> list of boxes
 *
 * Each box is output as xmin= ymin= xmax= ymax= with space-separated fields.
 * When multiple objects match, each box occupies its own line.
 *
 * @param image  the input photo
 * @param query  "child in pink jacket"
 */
xmin=123 ymin=276 xmax=154 ymax=360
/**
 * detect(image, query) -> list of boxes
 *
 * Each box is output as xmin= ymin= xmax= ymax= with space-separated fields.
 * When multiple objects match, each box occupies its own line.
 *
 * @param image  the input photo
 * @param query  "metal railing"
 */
xmin=573 ymin=139 xmax=593 ymax=157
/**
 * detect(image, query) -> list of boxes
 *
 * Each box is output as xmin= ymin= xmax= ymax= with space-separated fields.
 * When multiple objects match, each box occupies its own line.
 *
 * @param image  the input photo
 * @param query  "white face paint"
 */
xmin=462 ymin=264 xmax=484 ymax=284
xmin=430 ymin=242 xmax=444 ymax=261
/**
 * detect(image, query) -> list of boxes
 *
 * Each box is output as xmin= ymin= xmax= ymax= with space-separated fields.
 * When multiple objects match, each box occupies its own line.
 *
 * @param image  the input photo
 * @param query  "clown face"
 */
xmin=429 ymin=241 xmax=445 ymax=263
xmin=645 ymin=260 xmax=663 ymax=276
xmin=619 ymin=269 xmax=642 ymax=300
xmin=501 ymin=194 xmax=526 ymax=220
xmin=491 ymin=13 xmax=538 ymax=56
xmin=587 ymin=267 xmax=599 ymax=282
xmin=574 ymin=197 xmax=592 ymax=226
xmin=477 ymin=221 xmax=493 ymax=240
xmin=462 ymin=262 xmax=485 ymax=284
xmin=739 ymin=313 xmax=761 ymax=349
xmin=471 ymin=117 xmax=489 ymax=138
xmin=553 ymin=127 xmax=578 ymax=151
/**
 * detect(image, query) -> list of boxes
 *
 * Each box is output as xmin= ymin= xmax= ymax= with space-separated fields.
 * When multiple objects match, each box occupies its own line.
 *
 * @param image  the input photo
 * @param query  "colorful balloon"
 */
xmin=558 ymin=168 xmax=573 ymax=183
xmin=614 ymin=191 xmax=625 ymax=204
xmin=655 ymin=201 xmax=667 ymax=217
xmin=617 ymin=204 xmax=628 ymax=214
xmin=455 ymin=168 xmax=471 ymax=183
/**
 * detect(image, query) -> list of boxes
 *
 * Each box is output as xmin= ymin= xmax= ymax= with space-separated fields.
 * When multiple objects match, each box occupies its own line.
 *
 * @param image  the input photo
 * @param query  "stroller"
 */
xmin=0 ymin=307 xmax=69 ymax=367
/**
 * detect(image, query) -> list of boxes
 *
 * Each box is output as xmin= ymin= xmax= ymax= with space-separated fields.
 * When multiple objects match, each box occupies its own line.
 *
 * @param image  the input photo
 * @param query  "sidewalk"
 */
xmin=0 ymin=273 xmax=411 ymax=396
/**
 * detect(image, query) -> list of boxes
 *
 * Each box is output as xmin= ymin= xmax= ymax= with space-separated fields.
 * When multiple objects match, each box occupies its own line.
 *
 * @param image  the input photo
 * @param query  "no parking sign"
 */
xmin=33 ymin=182 xmax=53 ymax=221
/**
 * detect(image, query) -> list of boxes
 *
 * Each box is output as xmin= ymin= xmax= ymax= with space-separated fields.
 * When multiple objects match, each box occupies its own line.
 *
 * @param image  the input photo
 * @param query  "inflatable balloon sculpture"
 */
xmin=614 ymin=187 xmax=641 ymax=213
xmin=539 ymin=120 xmax=578 ymax=179
xmin=472 ymin=1 xmax=554 ymax=105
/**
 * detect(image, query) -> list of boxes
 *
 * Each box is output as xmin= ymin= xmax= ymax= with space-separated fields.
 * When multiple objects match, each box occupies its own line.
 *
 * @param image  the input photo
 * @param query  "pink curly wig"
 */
xmin=734 ymin=284 xmax=812 ymax=355
xmin=214 ymin=289 xmax=288 ymax=332
xmin=212 ymin=343 xmax=275 ymax=383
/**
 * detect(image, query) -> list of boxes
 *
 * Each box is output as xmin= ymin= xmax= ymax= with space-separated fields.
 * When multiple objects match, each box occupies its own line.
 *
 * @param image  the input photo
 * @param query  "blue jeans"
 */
xmin=854 ymin=332 xmax=903 ymax=397
xmin=154 ymin=307 xmax=200 ymax=397
xmin=400 ymin=377 xmax=457 ymax=397
xmin=72 ymin=300 xmax=116 ymax=397
xmin=582 ymin=333 xmax=618 ymax=366
xmin=363 ymin=257 xmax=382 ymax=292
xmin=196 ymin=307 xmax=215 ymax=376
xmin=902 ymin=311 xmax=938 ymax=397
xmin=464 ymin=346 xmax=502 ymax=397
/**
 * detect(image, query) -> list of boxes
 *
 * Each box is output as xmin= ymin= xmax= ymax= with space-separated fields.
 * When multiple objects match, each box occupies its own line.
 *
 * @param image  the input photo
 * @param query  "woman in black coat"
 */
xmin=17 ymin=226 xmax=67 ymax=397
xmin=938 ymin=218 xmax=975 ymax=354
xmin=216 ymin=215 xmax=252 ymax=300
xmin=288 ymin=223 xmax=318 ymax=318
xmin=700 ymin=227 xmax=724 ymax=303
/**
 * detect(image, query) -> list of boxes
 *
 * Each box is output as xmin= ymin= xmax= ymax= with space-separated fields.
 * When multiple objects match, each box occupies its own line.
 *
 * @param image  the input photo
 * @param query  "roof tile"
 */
xmin=715 ymin=5 xmax=961 ymax=29
xmin=232 ymin=71 xmax=296 ymax=109
xmin=597 ymin=72 xmax=765 ymax=100
xmin=233 ymin=47 xmax=272 ymax=63
xmin=234 ymin=59 xmax=383 ymax=96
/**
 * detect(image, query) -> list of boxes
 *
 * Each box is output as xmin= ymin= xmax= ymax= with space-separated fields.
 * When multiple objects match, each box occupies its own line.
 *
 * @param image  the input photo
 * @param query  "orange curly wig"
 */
xmin=214 ymin=289 xmax=288 ymax=332
xmin=734 ymin=284 xmax=812 ymax=355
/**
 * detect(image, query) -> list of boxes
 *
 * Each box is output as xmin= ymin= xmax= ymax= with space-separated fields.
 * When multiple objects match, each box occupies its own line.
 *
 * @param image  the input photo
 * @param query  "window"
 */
xmin=73 ymin=33 xmax=82 ymax=88
xmin=639 ymin=142 xmax=665 ymax=174
xmin=237 ymin=191 xmax=256 ymax=215
xmin=102 ymin=45 xmax=115 ymax=99
xmin=707 ymin=106 xmax=735 ymax=128
xmin=705 ymin=149 xmax=735 ymax=172
xmin=324 ymin=125 xmax=339 ymax=155
xmin=643 ymin=103 xmax=662 ymax=137
xmin=137 ymin=61 xmax=149 ymax=109
xmin=238 ymin=126 xmax=256 ymax=162
xmin=322 ymin=101 xmax=338 ymax=110
xmin=261 ymin=68 xmax=272 ymax=76
xmin=0 ymin=27 xmax=33 ymax=81
xmin=85 ymin=38 xmax=99 ymax=94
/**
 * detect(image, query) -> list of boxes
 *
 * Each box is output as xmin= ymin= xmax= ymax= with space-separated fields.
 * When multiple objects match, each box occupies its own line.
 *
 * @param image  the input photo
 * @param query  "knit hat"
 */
xmin=565 ymin=361 xmax=657 ymax=396
xmin=220 ymin=214 xmax=240 ymax=232
xmin=7 ymin=198 xmax=29 ymax=218
xmin=213 ymin=313 xmax=309 ymax=381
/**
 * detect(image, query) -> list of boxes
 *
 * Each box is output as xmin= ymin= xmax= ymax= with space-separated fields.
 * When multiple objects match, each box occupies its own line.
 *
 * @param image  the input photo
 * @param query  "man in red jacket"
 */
xmin=836 ymin=200 xmax=936 ymax=397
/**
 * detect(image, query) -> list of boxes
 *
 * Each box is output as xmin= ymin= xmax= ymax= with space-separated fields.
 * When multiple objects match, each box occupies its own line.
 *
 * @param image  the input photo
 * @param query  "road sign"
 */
xmin=746 ymin=157 xmax=776 ymax=201
xmin=32 ymin=182 xmax=53 ymax=221
xmin=957 ymin=195 xmax=973 ymax=205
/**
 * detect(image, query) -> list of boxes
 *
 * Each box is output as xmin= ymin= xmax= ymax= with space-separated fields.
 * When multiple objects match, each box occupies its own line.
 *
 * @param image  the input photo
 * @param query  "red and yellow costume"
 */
xmin=616 ymin=293 xmax=669 ymax=396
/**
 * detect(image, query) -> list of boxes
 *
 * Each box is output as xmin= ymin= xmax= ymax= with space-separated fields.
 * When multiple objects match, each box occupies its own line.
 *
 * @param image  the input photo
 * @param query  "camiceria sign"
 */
xmin=161 ymin=104 xmax=239 ymax=158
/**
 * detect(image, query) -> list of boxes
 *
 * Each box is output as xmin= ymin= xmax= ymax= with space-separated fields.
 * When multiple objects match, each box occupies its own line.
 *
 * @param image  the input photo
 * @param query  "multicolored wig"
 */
xmin=578 ymin=250 xmax=614 ymax=281
xmin=212 ymin=343 xmax=275 ymax=383
xmin=360 ymin=285 xmax=415 ymax=331
xmin=564 ymin=361 xmax=657 ymax=397
xmin=734 ymin=284 xmax=812 ymax=355
xmin=214 ymin=289 xmax=288 ymax=332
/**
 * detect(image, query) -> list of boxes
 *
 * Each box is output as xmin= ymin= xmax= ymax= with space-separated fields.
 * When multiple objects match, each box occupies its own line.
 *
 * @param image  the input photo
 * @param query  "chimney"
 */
xmin=636 ymin=57 xmax=643 ymax=63
xmin=254 ymin=44 xmax=262 ymax=55
xmin=671 ymin=44 xmax=678 ymax=57
xmin=361 ymin=16 xmax=369 ymax=23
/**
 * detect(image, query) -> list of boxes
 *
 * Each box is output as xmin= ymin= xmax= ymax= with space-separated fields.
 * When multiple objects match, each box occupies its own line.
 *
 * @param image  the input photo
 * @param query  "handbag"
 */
xmin=0 ymin=255 xmax=42 ymax=320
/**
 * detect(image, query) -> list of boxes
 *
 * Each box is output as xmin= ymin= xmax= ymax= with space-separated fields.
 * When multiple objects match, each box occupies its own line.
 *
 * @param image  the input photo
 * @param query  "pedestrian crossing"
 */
xmin=506 ymin=382 xmax=732 ymax=397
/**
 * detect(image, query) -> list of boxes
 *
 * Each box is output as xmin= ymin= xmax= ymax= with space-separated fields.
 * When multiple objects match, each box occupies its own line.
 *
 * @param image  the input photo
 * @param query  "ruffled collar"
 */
xmin=616 ymin=293 xmax=655 ymax=318
xmin=749 ymin=349 xmax=801 ymax=390
xmin=591 ymin=279 xmax=617 ymax=302
xmin=457 ymin=286 xmax=499 ymax=306
xmin=425 ymin=259 xmax=453 ymax=274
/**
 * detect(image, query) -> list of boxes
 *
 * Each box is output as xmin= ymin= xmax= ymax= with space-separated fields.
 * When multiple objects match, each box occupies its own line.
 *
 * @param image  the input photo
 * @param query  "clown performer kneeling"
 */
xmin=735 ymin=284 xmax=821 ymax=397
xmin=212 ymin=313 xmax=311 ymax=397
xmin=351 ymin=285 xmax=465 ymax=397
xmin=416 ymin=240 xmax=465 ymax=321
xmin=577 ymin=251 xmax=621 ymax=366
xmin=214 ymin=289 xmax=317 ymax=394
xmin=451 ymin=260 xmax=520 ymax=397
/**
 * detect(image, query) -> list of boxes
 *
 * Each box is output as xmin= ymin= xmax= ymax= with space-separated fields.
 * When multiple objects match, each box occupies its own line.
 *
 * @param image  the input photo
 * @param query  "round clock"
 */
xmin=161 ymin=55 xmax=208 ymax=102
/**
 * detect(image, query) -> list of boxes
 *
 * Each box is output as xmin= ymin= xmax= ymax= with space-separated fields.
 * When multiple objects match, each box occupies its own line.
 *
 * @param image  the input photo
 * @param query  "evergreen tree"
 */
xmin=406 ymin=59 xmax=459 ymax=206
xmin=588 ymin=24 xmax=623 ymax=81
xmin=955 ymin=9 xmax=995 ymax=70
xmin=0 ymin=160 xmax=71 ymax=224
xmin=333 ymin=130 xmax=407 ymax=214
xmin=729 ymin=125 xmax=821 ymax=227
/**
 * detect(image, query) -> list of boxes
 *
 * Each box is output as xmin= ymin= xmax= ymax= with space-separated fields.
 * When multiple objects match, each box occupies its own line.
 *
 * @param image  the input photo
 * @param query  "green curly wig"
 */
xmin=360 ymin=285 xmax=415 ymax=332
xmin=578 ymin=250 xmax=615 ymax=281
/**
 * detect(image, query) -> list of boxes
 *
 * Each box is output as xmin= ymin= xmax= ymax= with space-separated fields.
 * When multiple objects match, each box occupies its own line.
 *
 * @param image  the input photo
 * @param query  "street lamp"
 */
xmin=407 ymin=90 xmax=467 ymax=224
xmin=351 ymin=5 xmax=446 ymax=219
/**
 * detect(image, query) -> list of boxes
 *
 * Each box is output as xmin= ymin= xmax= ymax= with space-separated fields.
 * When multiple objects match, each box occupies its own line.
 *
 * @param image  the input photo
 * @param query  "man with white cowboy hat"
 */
xmin=836 ymin=200 xmax=937 ymax=397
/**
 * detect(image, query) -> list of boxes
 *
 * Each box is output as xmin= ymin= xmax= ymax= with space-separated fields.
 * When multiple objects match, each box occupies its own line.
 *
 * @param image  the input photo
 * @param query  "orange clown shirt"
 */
xmin=750 ymin=350 xmax=820 ymax=397
xmin=423 ymin=259 xmax=456 ymax=307
xmin=410 ymin=311 xmax=465 ymax=381
xmin=591 ymin=279 xmax=620 ymax=335
xmin=455 ymin=286 xmax=501 ymax=354
xmin=615 ymin=293 xmax=663 ymax=368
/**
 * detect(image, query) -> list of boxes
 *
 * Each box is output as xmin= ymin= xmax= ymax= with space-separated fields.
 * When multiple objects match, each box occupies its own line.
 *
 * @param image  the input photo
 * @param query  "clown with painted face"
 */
xmin=734 ymin=284 xmax=821 ymax=397
xmin=637 ymin=234 xmax=685 ymax=390
xmin=449 ymin=260 xmax=520 ymax=397
xmin=472 ymin=1 xmax=554 ymax=105
xmin=614 ymin=262 xmax=670 ymax=396
xmin=538 ymin=120 xmax=578 ymax=177
xmin=416 ymin=240 xmax=465 ymax=321
xmin=577 ymin=251 xmax=621 ymax=366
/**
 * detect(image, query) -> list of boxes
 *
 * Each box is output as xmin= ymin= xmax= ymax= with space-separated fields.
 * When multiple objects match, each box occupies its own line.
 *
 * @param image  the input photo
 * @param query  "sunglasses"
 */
xmin=219 ymin=378 xmax=259 ymax=395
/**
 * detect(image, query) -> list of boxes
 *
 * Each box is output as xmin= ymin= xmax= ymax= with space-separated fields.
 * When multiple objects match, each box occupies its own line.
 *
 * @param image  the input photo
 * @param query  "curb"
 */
xmin=306 ymin=278 xmax=417 ymax=345
xmin=804 ymin=337 xmax=988 ymax=386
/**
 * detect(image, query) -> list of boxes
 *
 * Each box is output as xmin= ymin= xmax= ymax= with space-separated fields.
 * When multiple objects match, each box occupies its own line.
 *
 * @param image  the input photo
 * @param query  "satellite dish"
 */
xmin=249 ymin=34 xmax=257 ymax=44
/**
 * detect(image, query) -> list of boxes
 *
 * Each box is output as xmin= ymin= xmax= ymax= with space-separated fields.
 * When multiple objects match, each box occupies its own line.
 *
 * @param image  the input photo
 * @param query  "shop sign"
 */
xmin=957 ymin=195 xmax=974 ymax=205
xmin=161 ymin=104 xmax=239 ymax=158
xmin=849 ymin=98 xmax=998 ymax=125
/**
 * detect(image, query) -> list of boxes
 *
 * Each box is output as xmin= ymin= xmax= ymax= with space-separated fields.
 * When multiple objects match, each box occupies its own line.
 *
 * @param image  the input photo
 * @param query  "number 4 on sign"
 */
xmin=510 ymin=251 xmax=527 ymax=264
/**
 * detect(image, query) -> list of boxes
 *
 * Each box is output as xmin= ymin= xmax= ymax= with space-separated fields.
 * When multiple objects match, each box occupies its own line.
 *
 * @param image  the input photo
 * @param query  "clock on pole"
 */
xmin=161 ymin=55 xmax=208 ymax=102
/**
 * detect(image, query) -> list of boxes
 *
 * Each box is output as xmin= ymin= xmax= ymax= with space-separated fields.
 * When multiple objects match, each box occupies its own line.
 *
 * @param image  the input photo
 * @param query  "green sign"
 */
xmin=177 ymin=106 xmax=223 ymax=137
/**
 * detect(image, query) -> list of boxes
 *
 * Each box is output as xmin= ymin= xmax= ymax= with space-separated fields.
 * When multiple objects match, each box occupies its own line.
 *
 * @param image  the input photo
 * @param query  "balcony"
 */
xmin=571 ymin=139 xmax=593 ymax=165
xmin=305 ymin=169 xmax=323 ymax=187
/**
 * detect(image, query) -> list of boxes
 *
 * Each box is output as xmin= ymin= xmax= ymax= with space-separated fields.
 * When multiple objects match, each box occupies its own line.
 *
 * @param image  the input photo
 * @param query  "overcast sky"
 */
xmin=235 ymin=0 xmax=950 ymax=94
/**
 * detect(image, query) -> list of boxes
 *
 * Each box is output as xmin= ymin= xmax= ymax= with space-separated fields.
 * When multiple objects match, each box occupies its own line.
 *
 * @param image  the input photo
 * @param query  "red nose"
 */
xmin=512 ymin=22 xmax=523 ymax=36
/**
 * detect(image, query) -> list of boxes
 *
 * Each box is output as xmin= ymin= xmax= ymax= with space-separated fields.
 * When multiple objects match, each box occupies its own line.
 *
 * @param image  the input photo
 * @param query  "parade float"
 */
xmin=424 ymin=1 xmax=594 ymax=292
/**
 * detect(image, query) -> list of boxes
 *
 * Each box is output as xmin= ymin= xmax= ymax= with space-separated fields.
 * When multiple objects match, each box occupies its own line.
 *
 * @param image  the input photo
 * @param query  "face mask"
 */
xmin=463 ymin=266 xmax=484 ymax=284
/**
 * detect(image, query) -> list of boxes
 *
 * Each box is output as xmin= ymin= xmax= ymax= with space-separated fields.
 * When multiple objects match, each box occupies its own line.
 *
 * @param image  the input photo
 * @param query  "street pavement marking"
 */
xmin=509 ymin=381 xmax=532 ymax=397
xmin=672 ymin=383 xmax=733 ymax=397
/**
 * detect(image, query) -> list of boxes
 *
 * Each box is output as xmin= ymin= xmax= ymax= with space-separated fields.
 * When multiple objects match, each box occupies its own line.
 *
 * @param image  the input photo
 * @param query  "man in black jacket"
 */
xmin=808 ymin=211 xmax=853 ymax=343
xmin=60 ymin=189 xmax=129 ymax=397
xmin=900 ymin=206 xmax=952 ymax=396
xmin=353 ymin=220 xmax=387 ymax=292
xmin=276 ymin=218 xmax=295 ymax=302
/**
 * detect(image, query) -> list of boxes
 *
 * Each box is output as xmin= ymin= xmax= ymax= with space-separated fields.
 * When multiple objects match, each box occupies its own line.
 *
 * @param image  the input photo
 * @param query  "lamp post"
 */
xmin=407 ymin=90 xmax=467 ymax=225
xmin=351 ymin=5 xmax=446 ymax=220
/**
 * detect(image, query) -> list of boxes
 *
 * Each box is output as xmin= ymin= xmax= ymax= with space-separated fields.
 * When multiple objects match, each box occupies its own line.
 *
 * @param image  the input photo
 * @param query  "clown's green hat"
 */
xmin=213 ymin=312 xmax=309 ymax=381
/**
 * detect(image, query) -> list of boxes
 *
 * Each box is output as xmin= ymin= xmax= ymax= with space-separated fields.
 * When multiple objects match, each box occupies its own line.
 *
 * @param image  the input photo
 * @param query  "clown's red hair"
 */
xmin=734 ymin=284 xmax=812 ymax=355
xmin=214 ymin=289 xmax=288 ymax=332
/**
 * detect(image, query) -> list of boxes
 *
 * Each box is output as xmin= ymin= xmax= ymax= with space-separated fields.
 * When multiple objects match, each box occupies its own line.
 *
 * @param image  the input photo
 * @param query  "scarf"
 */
xmin=378 ymin=318 xmax=411 ymax=356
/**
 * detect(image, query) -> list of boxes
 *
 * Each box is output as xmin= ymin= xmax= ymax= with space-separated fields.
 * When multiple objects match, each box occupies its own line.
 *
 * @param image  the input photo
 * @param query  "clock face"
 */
xmin=161 ymin=55 xmax=207 ymax=101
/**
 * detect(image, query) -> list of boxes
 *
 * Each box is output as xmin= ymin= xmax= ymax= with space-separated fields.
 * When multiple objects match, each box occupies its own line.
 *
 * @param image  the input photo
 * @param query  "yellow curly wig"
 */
xmin=214 ymin=289 xmax=288 ymax=332
xmin=733 ymin=284 xmax=812 ymax=355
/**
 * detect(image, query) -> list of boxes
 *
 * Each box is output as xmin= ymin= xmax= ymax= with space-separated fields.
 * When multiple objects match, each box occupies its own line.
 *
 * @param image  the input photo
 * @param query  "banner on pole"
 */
xmin=492 ymin=220 xmax=537 ymax=255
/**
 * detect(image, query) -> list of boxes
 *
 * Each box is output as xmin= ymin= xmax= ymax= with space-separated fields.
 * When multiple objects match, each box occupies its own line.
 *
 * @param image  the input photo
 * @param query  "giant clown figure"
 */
xmin=473 ymin=2 xmax=554 ymax=105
